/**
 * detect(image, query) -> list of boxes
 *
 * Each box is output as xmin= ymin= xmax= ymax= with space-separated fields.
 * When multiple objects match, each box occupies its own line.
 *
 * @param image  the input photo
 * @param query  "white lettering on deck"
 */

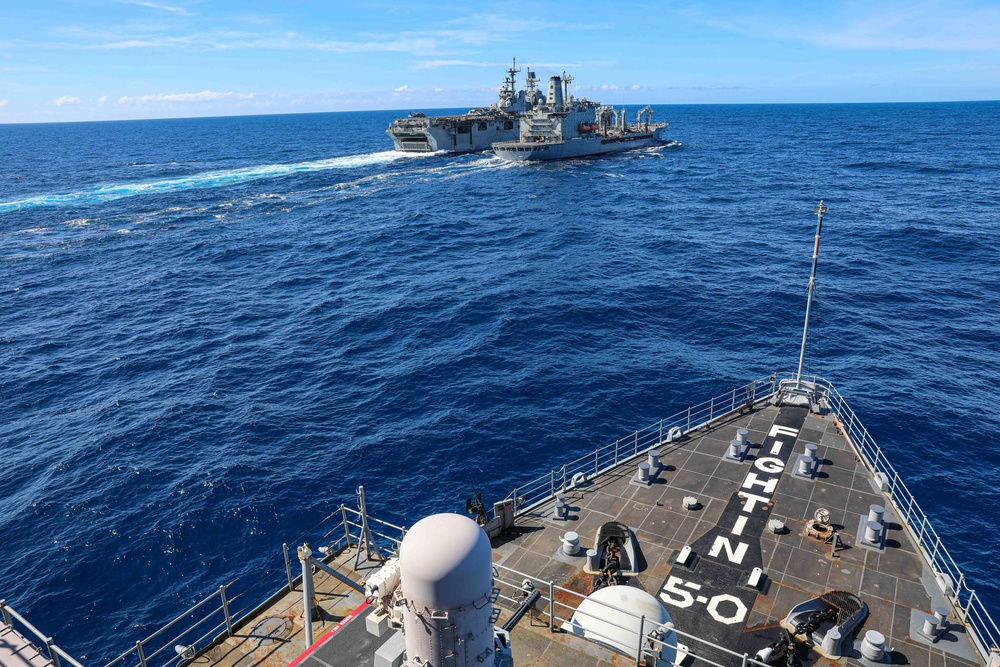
xmin=709 ymin=535 xmax=749 ymax=564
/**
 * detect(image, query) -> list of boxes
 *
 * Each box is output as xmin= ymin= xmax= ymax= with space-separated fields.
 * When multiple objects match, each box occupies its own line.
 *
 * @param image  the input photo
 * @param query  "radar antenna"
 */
xmin=795 ymin=201 xmax=828 ymax=388
xmin=502 ymin=57 xmax=521 ymax=99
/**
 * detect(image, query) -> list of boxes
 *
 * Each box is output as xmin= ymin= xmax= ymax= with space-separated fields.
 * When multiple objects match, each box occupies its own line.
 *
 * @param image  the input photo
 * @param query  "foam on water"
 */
xmin=0 ymin=150 xmax=418 ymax=213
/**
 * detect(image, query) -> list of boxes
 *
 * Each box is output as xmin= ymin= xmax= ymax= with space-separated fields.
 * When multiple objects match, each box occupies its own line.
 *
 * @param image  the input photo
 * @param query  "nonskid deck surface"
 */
xmin=489 ymin=405 xmax=982 ymax=667
xmin=195 ymin=404 xmax=982 ymax=667
xmin=0 ymin=622 xmax=55 ymax=667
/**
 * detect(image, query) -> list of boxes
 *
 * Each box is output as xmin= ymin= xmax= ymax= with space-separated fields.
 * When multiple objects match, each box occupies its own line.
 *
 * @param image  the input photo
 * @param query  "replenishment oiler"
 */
xmin=385 ymin=59 xmax=544 ymax=153
xmin=493 ymin=72 xmax=669 ymax=161
xmin=2 ymin=205 xmax=999 ymax=667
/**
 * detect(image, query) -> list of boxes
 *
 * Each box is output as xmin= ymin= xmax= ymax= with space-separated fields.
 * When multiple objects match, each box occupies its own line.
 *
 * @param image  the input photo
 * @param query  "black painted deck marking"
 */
xmin=657 ymin=406 xmax=808 ymax=666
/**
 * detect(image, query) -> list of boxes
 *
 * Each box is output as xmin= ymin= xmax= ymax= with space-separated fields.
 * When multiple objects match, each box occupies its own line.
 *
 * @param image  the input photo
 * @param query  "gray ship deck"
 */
xmin=178 ymin=400 xmax=987 ymax=667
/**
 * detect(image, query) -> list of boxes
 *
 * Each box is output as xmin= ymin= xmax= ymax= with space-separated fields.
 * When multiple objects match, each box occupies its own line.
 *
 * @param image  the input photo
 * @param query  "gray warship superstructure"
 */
xmin=3 ymin=205 xmax=999 ymax=667
xmin=386 ymin=59 xmax=544 ymax=153
xmin=493 ymin=72 xmax=669 ymax=161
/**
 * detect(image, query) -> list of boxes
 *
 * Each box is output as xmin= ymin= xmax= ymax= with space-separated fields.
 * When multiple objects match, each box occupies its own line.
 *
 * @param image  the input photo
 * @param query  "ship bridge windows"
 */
xmin=504 ymin=121 xmax=514 ymax=130
xmin=478 ymin=122 xmax=487 ymax=131
xmin=458 ymin=125 xmax=471 ymax=134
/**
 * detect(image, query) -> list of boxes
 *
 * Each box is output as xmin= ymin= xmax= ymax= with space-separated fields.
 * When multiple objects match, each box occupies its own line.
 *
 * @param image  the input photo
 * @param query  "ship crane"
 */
xmin=636 ymin=105 xmax=654 ymax=130
xmin=562 ymin=71 xmax=574 ymax=110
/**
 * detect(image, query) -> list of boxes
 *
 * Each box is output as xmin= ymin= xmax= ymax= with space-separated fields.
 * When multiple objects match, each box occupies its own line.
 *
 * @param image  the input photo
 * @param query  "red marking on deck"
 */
xmin=287 ymin=601 xmax=370 ymax=667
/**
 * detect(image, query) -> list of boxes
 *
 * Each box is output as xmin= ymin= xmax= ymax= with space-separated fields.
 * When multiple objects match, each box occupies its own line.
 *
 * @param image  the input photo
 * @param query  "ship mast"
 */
xmin=795 ymin=200 xmax=828 ymax=388
xmin=503 ymin=57 xmax=520 ymax=99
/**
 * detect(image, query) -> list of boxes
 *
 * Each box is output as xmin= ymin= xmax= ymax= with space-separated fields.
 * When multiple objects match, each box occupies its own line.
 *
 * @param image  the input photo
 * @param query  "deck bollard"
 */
xmin=865 ymin=521 xmax=883 ymax=544
xmin=736 ymin=428 xmax=749 ymax=446
xmin=586 ymin=548 xmax=599 ymax=571
xmin=860 ymin=630 xmax=886 ymax=662
xmin=648 ymin=450 xmax=662 ymax=471
xmin=933 ymin=604 xmax=949 ymax=627
xmin=637 ymin=462 xmax=650 ymax=483
xmin=767 ymin=519 xmax=785 ymax=534
xmin=822 ymin=627 xmax=842 ymax=656
xmin=554 ymin=500 xmax=568 ymax=521
xmin=797 ymin=455 xmax=814 ymax=476
xmin=867 ymin=504 xmax=885 ymax=524
xmin=729 ymin=439 xmax=742 ymax=459
xmin=562 ymin=532 xmax=580 ymax=556
xmin=683 ymin=496 xmax=699 ymax=510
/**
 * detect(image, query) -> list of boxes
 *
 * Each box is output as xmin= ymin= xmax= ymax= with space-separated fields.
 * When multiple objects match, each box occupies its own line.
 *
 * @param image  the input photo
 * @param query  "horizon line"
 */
xmin=1 ymin=98 xmax=998 ymax=127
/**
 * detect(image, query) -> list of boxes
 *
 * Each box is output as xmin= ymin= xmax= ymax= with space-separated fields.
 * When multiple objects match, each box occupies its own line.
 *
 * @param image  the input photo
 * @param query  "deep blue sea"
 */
xmin=1 ymin=103 xmax=998 ymax=662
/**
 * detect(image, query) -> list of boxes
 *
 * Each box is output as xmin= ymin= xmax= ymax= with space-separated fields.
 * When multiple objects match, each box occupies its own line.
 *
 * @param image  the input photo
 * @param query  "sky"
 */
xmin=1 ymin=0 xmax=999 ymax=123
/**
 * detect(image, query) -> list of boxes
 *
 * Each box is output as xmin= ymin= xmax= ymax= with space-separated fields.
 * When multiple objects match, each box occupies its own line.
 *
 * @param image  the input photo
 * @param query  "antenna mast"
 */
xmin=795 ymin=200 xmax=828 ymax=388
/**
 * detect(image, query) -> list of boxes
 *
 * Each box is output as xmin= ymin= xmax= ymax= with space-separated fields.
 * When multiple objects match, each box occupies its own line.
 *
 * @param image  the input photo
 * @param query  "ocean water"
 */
xmin=1 ymin=103 xmax=998 ymax=661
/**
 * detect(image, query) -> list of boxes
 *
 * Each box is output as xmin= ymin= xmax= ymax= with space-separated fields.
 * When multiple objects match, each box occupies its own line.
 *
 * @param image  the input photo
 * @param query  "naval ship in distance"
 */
xmin=2 ymin=204 xmax=998 ymax=667
xmin=386 ymin=59 xmax=544 ymax=153
xmin=494 ymin=72 xmax=669 ymax=161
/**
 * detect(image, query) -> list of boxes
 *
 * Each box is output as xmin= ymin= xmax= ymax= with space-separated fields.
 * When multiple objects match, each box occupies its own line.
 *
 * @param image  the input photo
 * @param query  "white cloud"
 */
xmin=118 ymin=0 xmax=193 ymax=16
xmin=434 ymin=87 xmax=445 ymax=93
xmin=393 ymin=84 xmax=409 ymax=93
xmin=0 ymin=98 xmax=8 ymax=107
xmin=52 ymin=95 xmax=82 ymax=106
xmin=600 ymin=84 xmax=619 ymax=91
xmin=97 ymin=95 xmax=108 ymax=104
xmin=630 ymin=84 xmax=641 ymax=90
xmin=117 ymin=90 xmax=256 ymax=104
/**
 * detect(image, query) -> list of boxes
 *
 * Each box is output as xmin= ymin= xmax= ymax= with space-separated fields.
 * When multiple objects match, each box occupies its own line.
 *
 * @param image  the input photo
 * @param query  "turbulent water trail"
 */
xmin=0 ymin=150 xmax=420 ymax=213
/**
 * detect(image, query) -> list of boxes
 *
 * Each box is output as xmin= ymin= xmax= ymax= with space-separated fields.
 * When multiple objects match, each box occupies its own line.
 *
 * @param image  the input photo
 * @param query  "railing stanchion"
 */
xmin=615 ymin=438 xmax=620 ymax=464
xmin=741 ymin=653 xmax=749 ymax=667
xmin=136 ymin=641 xmax=147 ymax=667
xmin=634 ymin=431 xmax=638 ymax=456
xmin=562 ymin=465 xmax=567 ymax=493
xmin=0 ymin=600 xmax=10 ymax=626
xmin=635 ymin=615 xmax=646 ymax=667
xmin=341 ymin=504 xmax=351 ymax=546
xmin=595 ymin=449 xmax=599 ymax=475
xmin=550 ymin=470 xmax=555 ymax=498
xmin=686 ymin=406 xmax=691 ymax=432
xmin=46 ymin=638 xmax=61 ymax=667
xmin=220 ymin=585 xmax=233 ymax=637
xmin=283 ymin=543 xmax=294 ymax=590
xmin=548 ymin=581 xmax=556 ymax=632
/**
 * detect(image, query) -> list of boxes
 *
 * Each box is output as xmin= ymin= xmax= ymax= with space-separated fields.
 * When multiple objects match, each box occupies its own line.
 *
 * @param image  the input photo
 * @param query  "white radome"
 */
xmin=567 ymin=586 xmax=678 ymax=665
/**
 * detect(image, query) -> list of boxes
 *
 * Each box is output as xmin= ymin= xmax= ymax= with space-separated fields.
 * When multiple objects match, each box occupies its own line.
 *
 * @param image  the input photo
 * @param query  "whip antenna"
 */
xmin=796 ymin=200 xmax=828 ymax=388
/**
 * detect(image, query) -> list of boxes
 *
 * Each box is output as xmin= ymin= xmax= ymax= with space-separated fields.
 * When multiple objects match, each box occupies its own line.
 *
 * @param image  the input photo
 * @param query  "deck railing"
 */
xmin=0 ymin=600 xmax=85 ymax=667
xmin=100 ymin=507 xmax=406 ymax=667
xmin=504 ymin=375 xmax=779 ymax=516
xmin=819 ymin=378 xmax=1000 ymax=661
xmin=16 ymin=373 xmax=993 ymax=667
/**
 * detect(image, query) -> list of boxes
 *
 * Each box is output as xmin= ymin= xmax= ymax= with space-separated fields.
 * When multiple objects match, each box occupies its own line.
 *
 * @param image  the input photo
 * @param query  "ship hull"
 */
xmin=493 ymin=129 xmax=666 ymax=162
xmin=387 ymin=116 xmax=520 ymax=153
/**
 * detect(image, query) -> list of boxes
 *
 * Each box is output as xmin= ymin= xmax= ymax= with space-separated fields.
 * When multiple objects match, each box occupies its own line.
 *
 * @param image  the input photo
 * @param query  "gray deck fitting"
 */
xmin=791 ymin=452 xmax=822 ymax=480
xmin=667 ymin=548 xmax=699 ymax=570
xmin=631 ymin=464 xmax=664 ymax=487
xmin=907 ymin=608 xmax=979 ymax=661
xmin=720 ymin=443 xmax=751 ymax=465
xmin=855 ymin=515 xmax=886 ymax=552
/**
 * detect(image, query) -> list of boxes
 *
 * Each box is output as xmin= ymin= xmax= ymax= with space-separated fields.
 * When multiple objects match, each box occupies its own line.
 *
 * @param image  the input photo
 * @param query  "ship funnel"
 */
xmin=398 ymin=513 xmax=500 ymax=667
xmin=547 ymin=76 xmax=564 ymax=109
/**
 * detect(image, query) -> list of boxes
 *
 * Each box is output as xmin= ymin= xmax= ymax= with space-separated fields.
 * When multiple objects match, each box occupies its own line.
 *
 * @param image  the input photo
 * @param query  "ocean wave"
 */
xmin=0 ymin=150 xmax=424 ymax=213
